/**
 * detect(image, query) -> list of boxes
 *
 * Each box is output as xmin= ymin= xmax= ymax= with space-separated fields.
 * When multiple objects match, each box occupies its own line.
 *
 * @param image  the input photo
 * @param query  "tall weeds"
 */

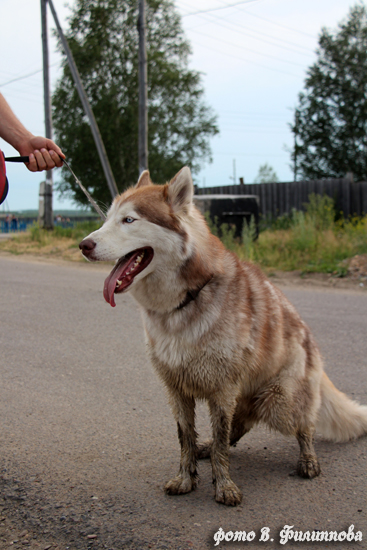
xmin=2 ymin=199 xmax=367 ymax=274
xmin=215 ymin=195 xmax=367 ymax=274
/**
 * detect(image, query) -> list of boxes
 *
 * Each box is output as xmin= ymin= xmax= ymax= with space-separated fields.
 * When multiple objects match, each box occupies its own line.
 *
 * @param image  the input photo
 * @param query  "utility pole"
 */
xmin=47 ymin=0 xmax=118 ymax=199
xmin=39 ymin=0 xmax=53 ymax=229
xmin=229 ymin=159 xmax=237 ymax=184
xmin=293 ymin=110 xmax=298 ymax=182
xmin=138 ymin=0 xmax=148 ymax=174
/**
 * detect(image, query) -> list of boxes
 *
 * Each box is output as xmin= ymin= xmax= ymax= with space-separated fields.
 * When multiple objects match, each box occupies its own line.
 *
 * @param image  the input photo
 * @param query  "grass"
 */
xmin=0 ymin=221 xmax=101 ymax=262
xmin=1 ymin=195 xmax=366 ymax=275
xmin=210 ymin=194 xmax=367 ymax=275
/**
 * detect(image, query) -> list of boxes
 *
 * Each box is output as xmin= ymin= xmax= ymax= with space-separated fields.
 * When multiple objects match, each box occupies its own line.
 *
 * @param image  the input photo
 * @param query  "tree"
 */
xmin=52 ymin=0 xmax=218 ymax=207
xmin=254 ymin=163 xmax=279 ymax=183
xmin=290 ymin=3 xmax=367 ymax=181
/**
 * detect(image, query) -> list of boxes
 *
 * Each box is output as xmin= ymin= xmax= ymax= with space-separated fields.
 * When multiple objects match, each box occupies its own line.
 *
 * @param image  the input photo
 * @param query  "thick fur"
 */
xmin=80 ymin=167 xmax=367 ymax=506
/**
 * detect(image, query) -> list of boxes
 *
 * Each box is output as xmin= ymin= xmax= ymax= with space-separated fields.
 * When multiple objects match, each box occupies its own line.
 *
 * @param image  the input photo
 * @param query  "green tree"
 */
xmin=52 ymin=0 xmax=218 ymax=207
xmin=254 ymin=163 xmax=279 ymax=183
xmin=290 ymin=3 xmax=367 ymax=181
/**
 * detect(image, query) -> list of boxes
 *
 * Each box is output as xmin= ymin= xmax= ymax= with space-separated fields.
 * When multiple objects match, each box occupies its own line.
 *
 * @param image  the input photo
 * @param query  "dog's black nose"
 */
xmin=79 ymin=238 xmax=96 ymax=257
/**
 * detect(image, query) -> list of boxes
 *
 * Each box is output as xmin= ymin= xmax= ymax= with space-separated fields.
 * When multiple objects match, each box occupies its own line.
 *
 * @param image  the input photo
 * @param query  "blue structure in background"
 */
xmin=0 ymin=213 xmax=98 ymax=233
xmin=0 ymin=216 xmax=33 ymax=233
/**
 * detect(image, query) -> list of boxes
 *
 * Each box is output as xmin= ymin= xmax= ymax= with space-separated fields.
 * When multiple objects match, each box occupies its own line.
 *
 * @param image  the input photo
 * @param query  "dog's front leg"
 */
xmin=165 ymin=391 xmax=198 ymax=495
xmin=208 ymin=395 xmax=243 ymax=506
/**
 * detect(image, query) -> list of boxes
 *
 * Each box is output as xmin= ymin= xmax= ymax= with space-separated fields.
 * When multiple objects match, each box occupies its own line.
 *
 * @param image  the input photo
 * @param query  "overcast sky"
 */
xmin=0 ymin=0 xmax=359 ymax=211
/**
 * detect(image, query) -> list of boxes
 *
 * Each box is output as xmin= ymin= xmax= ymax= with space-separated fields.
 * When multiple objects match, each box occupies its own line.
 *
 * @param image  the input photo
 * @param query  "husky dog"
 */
xmin=79 ymin=167 xmax=367 ymax=506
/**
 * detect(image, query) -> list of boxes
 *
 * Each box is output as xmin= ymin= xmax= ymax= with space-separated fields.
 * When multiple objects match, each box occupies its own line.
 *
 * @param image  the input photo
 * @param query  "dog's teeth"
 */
xmin=131 ymin=252 xmax=145 ymax=271
xmin=119 ymin=252 xmax=145 ymax=281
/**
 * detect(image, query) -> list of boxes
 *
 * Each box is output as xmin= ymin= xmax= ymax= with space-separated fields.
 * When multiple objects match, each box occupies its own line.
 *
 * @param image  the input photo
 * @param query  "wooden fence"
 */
xmin=196 ymin=178 xmax=367 ymax=219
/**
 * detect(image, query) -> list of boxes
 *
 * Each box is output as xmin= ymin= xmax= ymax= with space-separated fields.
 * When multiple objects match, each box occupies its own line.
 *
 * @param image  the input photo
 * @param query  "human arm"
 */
xmin=0 ymin=92 xmax=65 ymax=172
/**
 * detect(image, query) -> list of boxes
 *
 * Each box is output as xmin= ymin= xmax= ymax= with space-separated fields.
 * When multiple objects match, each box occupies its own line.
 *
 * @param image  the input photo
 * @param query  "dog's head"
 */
xmin=79 ymin=167 xmax=196 ymax=307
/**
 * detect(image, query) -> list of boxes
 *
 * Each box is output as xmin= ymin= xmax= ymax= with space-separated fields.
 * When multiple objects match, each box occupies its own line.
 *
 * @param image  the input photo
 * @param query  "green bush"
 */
xmin=219 ymin=223 xmax=237 ymax=251
xmin=290 ymin=210 xmax=318 ymax=253
xmin=241 ymin=216 xmax=257 ymax=261
xmin=304 ymin=193 xmax=335 ymax=230
xmin=29 ymin=222 xmax=46 ymax=244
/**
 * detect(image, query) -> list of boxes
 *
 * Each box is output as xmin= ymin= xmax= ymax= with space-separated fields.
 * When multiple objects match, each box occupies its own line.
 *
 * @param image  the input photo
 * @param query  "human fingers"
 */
xmin=45 ymin=138 xmax=65 ymax=159
xmin=33 ymin=149 xmax=48 ymax=171
xmin=49 ymin=149 xmax=64 ymax=167
xmin=40 ymin=148 xmax=57 ymax=170
xmin=25 ymin=153 xmax=39 ymax=172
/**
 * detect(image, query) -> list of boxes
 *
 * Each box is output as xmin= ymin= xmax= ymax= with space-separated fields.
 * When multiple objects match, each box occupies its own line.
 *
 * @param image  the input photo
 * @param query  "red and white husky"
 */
xmin=80 ymin=167 xmax=367 ymax=506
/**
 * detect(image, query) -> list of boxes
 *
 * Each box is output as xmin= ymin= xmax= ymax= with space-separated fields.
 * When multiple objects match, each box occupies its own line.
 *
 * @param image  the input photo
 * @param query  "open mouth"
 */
xmin=103 ymin=247 xmax=154 ymax=307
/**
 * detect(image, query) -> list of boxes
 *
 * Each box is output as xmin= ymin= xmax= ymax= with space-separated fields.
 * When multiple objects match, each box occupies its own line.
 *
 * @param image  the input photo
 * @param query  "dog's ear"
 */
xmin=136 ymin=170 xmax=152 ymax=189
xmin=166 ymin=167 xmax=193 ymax=214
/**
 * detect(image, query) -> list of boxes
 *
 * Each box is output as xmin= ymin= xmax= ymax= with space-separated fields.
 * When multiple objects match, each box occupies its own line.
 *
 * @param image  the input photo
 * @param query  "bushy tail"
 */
xmin=316 ymin=372 xmax=367 ymax=442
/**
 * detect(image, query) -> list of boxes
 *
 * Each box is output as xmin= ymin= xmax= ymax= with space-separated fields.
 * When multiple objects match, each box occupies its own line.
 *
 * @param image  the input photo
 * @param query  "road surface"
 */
xmin=0 ymin=255 xmax=366 ymax=550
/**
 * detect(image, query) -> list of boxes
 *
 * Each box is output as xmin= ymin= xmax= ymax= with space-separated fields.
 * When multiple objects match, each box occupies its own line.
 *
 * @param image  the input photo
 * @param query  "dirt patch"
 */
xmin=340 ymin=253 xmax=367 ymax=280
xmin=269 ymin=270 xmax=366 ymax=292
xmin=268 ymin=257 xmax=367 ymax=293
xmin=0 ymin=235 xmax=83 ymax=263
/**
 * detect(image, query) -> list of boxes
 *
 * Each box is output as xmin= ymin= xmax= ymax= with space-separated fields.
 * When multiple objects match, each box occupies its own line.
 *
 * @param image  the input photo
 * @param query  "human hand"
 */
xmin=17 ymin=135 xmax=65 ymax=172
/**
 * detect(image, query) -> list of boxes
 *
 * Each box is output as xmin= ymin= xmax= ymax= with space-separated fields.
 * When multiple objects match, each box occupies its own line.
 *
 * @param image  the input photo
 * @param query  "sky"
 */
xmin=0 ymin=0 xmax=360 ymax=212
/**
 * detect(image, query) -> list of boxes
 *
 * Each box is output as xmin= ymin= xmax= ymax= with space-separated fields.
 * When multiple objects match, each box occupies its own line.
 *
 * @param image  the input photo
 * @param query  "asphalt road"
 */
xmin=0 ymin=255 xmax=366 ymax=550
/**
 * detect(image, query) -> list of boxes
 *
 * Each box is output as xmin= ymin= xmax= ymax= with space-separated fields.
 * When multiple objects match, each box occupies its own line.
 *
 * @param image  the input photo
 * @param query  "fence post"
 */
xmin=38 ymin=181 xmax=53 ymax=229
xmin=361 ymin=181 xmax=367 ymax=215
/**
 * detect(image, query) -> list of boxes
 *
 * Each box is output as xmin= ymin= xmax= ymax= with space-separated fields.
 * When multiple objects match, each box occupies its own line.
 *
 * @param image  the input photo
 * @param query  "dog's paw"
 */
xmin=165 ymin=475 xmax=197 ymax=495
xmin=197 ymin=440 xmax=212 ymax=459
xmin=215 ymin=480 xmax=242 ymax=506
xmin=296 ymin=457 xmax=321 ymax=479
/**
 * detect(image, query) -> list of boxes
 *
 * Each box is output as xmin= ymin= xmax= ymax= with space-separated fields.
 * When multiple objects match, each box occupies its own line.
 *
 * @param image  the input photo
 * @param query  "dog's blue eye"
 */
xmin=124 ymin=217 xmax=135 ymax=224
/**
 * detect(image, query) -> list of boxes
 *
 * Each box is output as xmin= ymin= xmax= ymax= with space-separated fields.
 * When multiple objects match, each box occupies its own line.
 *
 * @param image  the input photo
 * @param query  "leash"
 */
xmin=3 ymin=154 xmax=107 ymax=221
xmin=61 ymin=159 xmax=106 ymax=221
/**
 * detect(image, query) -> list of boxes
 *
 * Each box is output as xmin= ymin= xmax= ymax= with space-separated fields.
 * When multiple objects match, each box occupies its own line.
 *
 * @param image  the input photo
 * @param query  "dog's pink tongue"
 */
xmin=103 ymin=258 xmax=131 ymax=307
xmin=103 ymin=272 xmax=118 ymax=307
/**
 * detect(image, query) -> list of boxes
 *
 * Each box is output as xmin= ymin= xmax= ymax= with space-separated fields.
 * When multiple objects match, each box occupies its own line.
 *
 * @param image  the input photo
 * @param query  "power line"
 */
xmin=220 ymin=129 xmax=289 ymax=134
xmin=189 ymin=35 xmax=302 ymax=78
xmin=220 ymin=124 xmax=289 ymax=129
xmin=0 ymin=63 xmax=59 ymax=87
xmin=189 ymin=27 xmax=307 ymax=69
xmin=179 ymin=0 xmax=315 ymax=61
xmin=180 ymin=0 xmax=260 ymax=17
xmin=220 ymin=110 xmax=290 ymax=117
xmin=2 ymin=87 xmax=44 ymax=99
xmin=0 ymin=63 xmax=44 ymax=79
xmin=186 ymin=12 xmax=315 ymax=56
xmin=189 ymin=21 xmax=314 ymax=59
xmin=0 ymin=68 xmax=43 ymax=87
xmin=231 ymin=4 xmax=317 ymax=39
xmin=214 ymin=152 xmax=289 ymax=157
xmin=0 ymin=91 xmax=43 ymax=105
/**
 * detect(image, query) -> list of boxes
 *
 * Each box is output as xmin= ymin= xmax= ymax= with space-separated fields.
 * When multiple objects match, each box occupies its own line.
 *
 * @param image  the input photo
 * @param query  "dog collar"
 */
xmin=177 ymin=276 xmax=213 ymax=310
